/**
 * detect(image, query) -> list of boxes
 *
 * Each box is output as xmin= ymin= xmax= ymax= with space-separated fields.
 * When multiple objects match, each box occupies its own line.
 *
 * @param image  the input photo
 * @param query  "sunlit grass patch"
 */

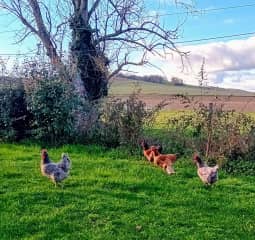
xmin=1 ymin=143 xmax=255 ymax=239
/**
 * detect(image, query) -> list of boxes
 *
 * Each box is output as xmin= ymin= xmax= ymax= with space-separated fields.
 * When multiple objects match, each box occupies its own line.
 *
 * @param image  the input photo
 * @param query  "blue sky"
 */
xmin=141 ymin=0 xmax=255 ymax=91
xmin=1 ymin=0 xmax=255 ymax=91
xmin=146 ymin=0 xmax=255 ymax=41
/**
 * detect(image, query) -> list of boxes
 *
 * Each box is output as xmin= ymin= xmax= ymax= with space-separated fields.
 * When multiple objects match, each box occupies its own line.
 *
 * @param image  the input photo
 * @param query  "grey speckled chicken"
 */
xmin=193 ymin=154 xmax=219 ymax=185
xmin=40 ymin=149 xmax=71 ymax=187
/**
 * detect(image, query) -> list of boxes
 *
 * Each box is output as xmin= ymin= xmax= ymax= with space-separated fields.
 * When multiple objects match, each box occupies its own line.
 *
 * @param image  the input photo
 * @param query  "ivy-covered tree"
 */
xmin=0 ymin=0 xmax=192 ymax=100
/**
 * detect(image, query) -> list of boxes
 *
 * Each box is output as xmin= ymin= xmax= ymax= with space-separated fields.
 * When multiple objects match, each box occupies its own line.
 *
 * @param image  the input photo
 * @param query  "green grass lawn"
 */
xmin=1 ymin=143 xmax=255 ymax=239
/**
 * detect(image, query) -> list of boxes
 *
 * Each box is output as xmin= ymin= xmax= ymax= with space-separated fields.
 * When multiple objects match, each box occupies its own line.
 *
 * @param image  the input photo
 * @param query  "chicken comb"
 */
xmin=156 ymin=145 xmax=163 ymax=154
xmin=150 ymin=146 xmax=160 ymax=155
xmin=140 ymin=140 xmax=149 ymax=150
xmin=41 ymin=149 xmax=48 ymax=156
xmin=193 ymin=153 xmax=204 ymax=164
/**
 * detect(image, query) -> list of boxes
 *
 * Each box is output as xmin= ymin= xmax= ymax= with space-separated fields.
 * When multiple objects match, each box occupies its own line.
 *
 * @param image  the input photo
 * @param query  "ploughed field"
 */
xmin=110 ymin=77 xmax=255 ymax=112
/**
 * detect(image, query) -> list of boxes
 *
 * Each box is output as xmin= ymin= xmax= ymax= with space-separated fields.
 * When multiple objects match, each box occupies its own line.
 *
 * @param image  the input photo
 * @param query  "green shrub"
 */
xmin=0 ymin=87 xmax=32 ymax=141
xmin=97 ymin=91 xmax=165 ymax=149
xmin=72 ymin=100 xmax=101 ymax=144
xmin=224 ymin=157 xmax=255 ymax=176
xmin=25 ymin=76 xmax=78 ymax=145
xmin=164 ymin=103 xmax=255 ymax=174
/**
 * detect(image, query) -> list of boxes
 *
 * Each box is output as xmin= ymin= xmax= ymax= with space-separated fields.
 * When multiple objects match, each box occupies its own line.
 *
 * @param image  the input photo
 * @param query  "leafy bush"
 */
xmin=24 ymin=75 xmax=78 ymax=145
xmin=117 ymin=73 xmax=168 ymax=84
xmin=224 ymin=157 xmax=255 ymax=176
xmin=0 ymin=88 xmax=15 ymax=140
xmin=97 ymin=91 xmax=165 ymax=149
xmin=165 ymin=103 xmax=255 ymax=174
xmin=0 ymin=87 xmax=32 ymax=141
xmin=72 ymin=100 xmax=101 ymax=143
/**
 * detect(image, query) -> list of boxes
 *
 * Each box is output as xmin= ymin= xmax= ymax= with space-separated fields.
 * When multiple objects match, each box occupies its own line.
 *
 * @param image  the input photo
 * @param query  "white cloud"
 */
xmin=223 ymin=18 xmax=235 ymax=24
xmin=147 ymin=10 xmax=166 ymax=17
xmin=140 ymin=36 xmax=255 ymax=92
xmin=157 ymin=0 xmax=194 ymax=7
xmin=183 ymin=37 xmax=255 ymax=72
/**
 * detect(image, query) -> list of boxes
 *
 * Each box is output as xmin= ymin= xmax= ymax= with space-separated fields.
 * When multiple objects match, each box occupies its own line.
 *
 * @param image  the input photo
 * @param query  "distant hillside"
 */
xmin=1 ymin=75 xmax=253 ymax=97
xmin=109 ymin=77 xmax=254 ymax=96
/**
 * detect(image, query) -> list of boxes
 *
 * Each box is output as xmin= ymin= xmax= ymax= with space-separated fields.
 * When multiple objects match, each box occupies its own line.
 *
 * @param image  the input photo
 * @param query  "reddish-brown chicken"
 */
xmin=149 ymin=146 xmax=178 ymax=174
xmin=140 ymin=140 xmax=162 ymax=163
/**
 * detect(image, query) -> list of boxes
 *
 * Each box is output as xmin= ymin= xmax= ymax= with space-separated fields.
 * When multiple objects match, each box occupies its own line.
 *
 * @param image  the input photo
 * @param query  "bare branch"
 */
xmin=88 ymin=0 xmax=101 ymax=20
xmin=14 ymin=29 xmax=33 ymax=44
xmin=26 ymin=0 xmax=60 ymax=64
xmin=108 ymin=52 xmax=147 ymax=80
xmin=1 ymin=1 xmax=38 ymax=35
xmin=0 ymin=0 xmax=195 ymax=94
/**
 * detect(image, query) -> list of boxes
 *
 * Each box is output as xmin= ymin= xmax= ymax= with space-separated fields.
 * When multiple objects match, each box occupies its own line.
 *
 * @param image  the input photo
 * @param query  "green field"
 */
xmin=109 ymin=77 xmax=254 ymax=96
xmin=1 ymin=143 xmax=255 ymax=239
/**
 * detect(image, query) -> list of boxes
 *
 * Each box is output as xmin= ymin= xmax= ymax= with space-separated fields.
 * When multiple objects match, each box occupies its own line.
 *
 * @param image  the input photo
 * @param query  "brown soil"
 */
xmin=137 ymin=95 xmax=255 ymax=112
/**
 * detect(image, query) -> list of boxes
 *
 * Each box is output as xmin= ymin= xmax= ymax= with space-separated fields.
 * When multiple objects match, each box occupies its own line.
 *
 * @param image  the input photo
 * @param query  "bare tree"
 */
xmin=0 ymin=0 xmax=193 ymax=100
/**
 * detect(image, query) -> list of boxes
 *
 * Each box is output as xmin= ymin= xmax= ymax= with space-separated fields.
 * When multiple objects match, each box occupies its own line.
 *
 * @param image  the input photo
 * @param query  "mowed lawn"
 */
xmin=1 ymin=143 xmax=255 ymax=240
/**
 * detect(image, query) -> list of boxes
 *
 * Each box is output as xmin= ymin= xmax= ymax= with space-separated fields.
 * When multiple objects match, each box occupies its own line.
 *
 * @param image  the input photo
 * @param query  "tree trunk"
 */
xmin=28 ymin=0 xmax=61 ymax=65
xmin=70 ymin=7 xmax=108 ymax=101
xmin=30 ymin=0 xmax=108 ymax=101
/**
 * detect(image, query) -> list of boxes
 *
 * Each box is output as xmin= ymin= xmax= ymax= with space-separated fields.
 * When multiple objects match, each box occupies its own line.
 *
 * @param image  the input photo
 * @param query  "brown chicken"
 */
xmin=193 ymin=154 xmax=219 ymax=185
xmin=140 ymin=140 xmax=162 ymax=163
xmin=149 ymin=146 xmax=178 ymax=174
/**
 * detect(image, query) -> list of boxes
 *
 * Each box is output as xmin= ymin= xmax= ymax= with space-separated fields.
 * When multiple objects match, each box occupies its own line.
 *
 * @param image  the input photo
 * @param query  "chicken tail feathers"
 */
xmin=58 ymin=153 xmax=71 ymax=173
xmin=214 ymin=165 xmax=219 ymax=171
